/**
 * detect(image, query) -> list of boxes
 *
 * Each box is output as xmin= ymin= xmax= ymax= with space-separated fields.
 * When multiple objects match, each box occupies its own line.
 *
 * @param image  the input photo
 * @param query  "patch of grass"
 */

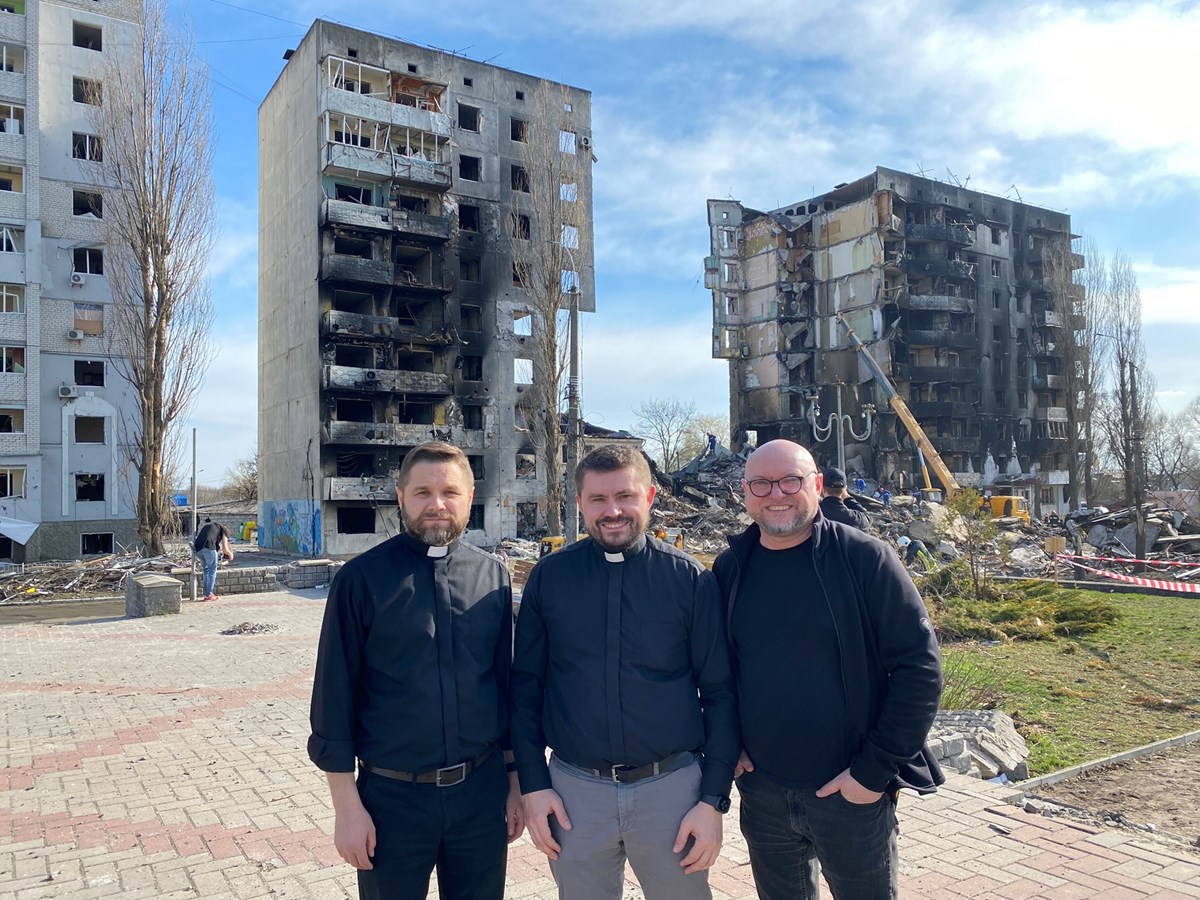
xmin=921 ymin=560 xmax=1119 ymax=642
xmin=941 ymin=589 xmax=1200 ymax=776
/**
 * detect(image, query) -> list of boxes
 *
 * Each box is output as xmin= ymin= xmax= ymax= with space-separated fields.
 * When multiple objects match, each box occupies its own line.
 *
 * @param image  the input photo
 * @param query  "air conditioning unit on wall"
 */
xmin=70 ymin=272 xmax=86 ymax=286
xmin=59 ymin=385 xmax=78 ymax=399
xmin=67 ymin=329 xmax=85 ymax=341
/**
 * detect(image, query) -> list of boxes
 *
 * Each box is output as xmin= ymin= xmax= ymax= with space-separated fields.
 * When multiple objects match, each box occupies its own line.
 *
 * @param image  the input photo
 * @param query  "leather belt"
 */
xmin=359 ymin=746 xmax=493 ymax=787
xmin=566 ymin=750 xmax=694 ymax=785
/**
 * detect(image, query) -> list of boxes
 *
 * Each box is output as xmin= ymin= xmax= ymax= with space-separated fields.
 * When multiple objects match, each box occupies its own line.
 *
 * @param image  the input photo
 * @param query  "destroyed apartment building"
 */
xmin=258 ymin=21 xmax=594 ymax=555
xmin=706 ymin=167 xmax=1083 ymax=515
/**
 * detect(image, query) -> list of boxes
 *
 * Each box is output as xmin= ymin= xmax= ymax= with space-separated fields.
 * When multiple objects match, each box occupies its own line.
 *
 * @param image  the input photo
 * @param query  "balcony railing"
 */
xmin=325 ymin=420 xmax=485 ymax=449
xmin=903 ymin=257 xmax=976 ymax=280
xmin=905 ymin=330 xmax=976 ymax=349
xmin=320 ymin=254 xmax=393 ymax=286
xmin=326 ymin=476 xmax=398 ymax=502
xmin=323 ymin=364 xmax=452 ymax=395
xmin=897 ymin=292 xmax=972 ymax=313
xmin=393 ymin=209 xmax=452 ymax=241
xmin=905 ymin=222 xmax=974 ymax=245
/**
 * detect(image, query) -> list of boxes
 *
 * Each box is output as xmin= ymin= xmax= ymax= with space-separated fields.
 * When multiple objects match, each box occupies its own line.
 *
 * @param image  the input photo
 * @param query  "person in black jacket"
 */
xmin=818 ymin=467 xmax=871 ymax=532
xmin=714 ymin=440 xmax=942 ymax=900
xmin=309 ymin=441 xmax=523 ymax=900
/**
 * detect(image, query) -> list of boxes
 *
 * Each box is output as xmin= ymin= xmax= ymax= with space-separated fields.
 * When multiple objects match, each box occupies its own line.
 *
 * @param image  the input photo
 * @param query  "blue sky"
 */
xmin=179 ymin=0 xmax=1200 ymax=485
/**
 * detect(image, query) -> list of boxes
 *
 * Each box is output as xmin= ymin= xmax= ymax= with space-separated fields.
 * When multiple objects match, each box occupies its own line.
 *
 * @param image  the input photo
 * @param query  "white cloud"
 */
xmin=208 ymin=197 xmax=258 ymax=291
xmin=579 ymin=312 xmax=728 ymax=432
xmin=1134 ymin=261 xmax=1200 ymax=324
xmin=182 ymin=330 xmax=258 ymax=486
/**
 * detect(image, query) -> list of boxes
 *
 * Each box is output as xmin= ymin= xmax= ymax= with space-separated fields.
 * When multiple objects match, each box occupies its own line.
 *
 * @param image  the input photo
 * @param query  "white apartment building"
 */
xmin=0 ymin=0 xmax=141 ymax=562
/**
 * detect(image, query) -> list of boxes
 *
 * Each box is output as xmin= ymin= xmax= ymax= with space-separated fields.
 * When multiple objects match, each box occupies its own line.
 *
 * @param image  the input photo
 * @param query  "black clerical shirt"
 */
xmin=511 ymin=535 xmax=738 ymax=798
xmin=308 ymin=532 xmax=513 ymax=774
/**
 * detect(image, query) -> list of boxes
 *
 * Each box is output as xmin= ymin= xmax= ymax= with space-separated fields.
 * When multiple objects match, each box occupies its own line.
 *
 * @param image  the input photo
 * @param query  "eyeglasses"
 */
xmin=745 ymin=473 xmax=817 ymax=498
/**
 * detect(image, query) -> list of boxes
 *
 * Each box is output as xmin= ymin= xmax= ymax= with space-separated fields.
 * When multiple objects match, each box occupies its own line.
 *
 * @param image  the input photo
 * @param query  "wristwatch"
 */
xmin=699 ymin=793 xmax=731 ymax=813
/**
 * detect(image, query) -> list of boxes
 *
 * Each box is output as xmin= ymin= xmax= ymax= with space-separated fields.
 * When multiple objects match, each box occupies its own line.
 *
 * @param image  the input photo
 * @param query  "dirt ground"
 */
xmin=1033 ymin=741 xmax=1200 ymax=846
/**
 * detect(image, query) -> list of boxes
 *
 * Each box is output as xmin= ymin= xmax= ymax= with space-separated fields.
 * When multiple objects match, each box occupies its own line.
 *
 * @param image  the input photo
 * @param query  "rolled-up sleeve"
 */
xmin=308 ymin=567 xmax=366 ymax=772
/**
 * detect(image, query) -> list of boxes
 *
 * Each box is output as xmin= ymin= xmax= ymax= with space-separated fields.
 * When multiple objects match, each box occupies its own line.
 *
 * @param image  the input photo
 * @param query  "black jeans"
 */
xmin=736 ymin=769 xmax=898 ymax=900
xmin=356 ymin=750 xmax=508 ymax=900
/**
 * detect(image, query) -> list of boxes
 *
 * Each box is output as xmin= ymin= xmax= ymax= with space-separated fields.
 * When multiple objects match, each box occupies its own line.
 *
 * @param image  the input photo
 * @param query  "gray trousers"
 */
xmin=548 ymin=754 xmax=712 ymax=900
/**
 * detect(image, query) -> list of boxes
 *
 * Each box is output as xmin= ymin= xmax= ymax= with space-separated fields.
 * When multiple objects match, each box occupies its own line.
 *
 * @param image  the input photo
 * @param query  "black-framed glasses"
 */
xmin=745 ymin=473 xmax=816 ymax=497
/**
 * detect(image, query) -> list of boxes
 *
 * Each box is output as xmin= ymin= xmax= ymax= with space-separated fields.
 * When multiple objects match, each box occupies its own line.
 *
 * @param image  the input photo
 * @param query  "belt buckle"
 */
xmin=435 ymin=762 xmax=467 ymax=787
xmin=610 ymin=765 xmax=629 ymax=784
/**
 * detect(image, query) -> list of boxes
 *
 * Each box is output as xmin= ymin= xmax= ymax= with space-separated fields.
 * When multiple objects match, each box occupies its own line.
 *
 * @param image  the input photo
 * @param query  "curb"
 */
xmin=1018 ymin=728 xmax=1200 ymax=792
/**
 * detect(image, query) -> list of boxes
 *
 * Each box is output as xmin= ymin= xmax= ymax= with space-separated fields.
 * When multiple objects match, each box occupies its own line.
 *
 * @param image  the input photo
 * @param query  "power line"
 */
xmin=204 ymin=0 xmax=309 ymax=27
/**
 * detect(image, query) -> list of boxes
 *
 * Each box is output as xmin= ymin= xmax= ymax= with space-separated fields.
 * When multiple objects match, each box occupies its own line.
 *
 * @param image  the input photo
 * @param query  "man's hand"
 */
xmin=815 ymin=768 xmax=884 ymax=805
xmin=734 ymin=749 xmax=755 ymax=778
xmin=326 ymin=772 xmax=375 ymax=870
xmin=673 ymin=802 xmax=722 ymax=874
xmin=522 ymin=788 xmax=571 ymax=860
xmin=505 ymin=772 xmax=526 ymax=844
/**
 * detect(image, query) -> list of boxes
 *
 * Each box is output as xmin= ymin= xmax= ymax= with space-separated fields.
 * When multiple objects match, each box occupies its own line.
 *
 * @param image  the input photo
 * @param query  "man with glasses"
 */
xmin=713 ymin=439 xmax=942 ymax=900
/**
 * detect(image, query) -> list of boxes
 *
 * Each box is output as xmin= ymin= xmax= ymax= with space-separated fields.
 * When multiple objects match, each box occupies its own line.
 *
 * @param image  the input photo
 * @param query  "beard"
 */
xmin=756 ymin=507 xmax=816 ymax=539
xmin=586 ymin=514 xmax=644 ymax=553
xmin=403 ymin=511 xmax=468 ymax=547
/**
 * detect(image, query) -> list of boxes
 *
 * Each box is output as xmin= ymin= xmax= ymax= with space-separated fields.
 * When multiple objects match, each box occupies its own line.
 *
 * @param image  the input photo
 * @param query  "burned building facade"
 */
xmin=259 ymin=21 xmax=593 ymax=555
xmin=706 ymin=167 xmax=1081 ymax=513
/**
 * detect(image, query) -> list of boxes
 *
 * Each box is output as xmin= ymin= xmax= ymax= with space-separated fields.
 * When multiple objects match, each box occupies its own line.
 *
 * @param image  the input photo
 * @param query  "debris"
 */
xmin=219 ymin=622 xmax=280 ymax=636
xmin=0 ymin=551 xmax=194 ymax=602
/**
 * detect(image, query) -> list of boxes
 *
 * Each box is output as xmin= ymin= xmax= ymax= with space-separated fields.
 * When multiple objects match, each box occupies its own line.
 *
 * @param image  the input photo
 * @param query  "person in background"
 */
xmin=192 ymin=516 xmax=233 ymax=602
xmin=819 ymin=467 xmax=872 ymax=532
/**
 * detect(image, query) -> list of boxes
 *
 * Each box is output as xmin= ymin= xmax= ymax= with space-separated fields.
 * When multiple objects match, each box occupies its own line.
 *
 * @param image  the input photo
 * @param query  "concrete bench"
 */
xmin=125 ymin=573 xmax=183 ymax=617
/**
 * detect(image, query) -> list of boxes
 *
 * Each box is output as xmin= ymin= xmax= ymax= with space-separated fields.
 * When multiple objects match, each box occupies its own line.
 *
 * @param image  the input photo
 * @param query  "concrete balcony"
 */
xmin=325 ymin=420 xmax=485 ymax=449
xmin=898 ymin=292 xmax=972 ymax=313
xmin=322 ymin=310 xmax=452 ymax=343
xmin=1034 ymin=310 xmax=1063 ymax=328
xmin=392 ymin=156 xmax=452 ymax=191
xmin=393 ymin=209 xmax=451 ymax=242
xmin=906 ymin=365 xmax=978 ymax=383
xmin=320 ymin=254 xmax=393 ymax=286
xmin=908 ymin=400 xmax=976 ymax=419
xmin=1043 ymin=470 xmax=1070 ymax=486
xmin=324 ymin=142 xmax=393 ymax=181
xmin=905 ymin=330 xmax=976 ymax=349
xmin=1032 ymin=374 xmax=1065 ymax=390
xmin=322 ymin=198 xmax=391 ymax=231
xmin=322 ymin=89 xmax=452 ymax=140
xmin=394 ymin=268 xmax=450 ymax=296
xmin=903 ymin=257 xmax=975 ymax=280
xmin=1031 ymin=342 xmax=1059 ymax=358
xmin=931 ymin=435 xmax=984 ymax=453
xmin=323 ymin=364 xmax=452 ymax=395
xmin=0 ymin=249 xmax=25 ymax=283
xmin=325 ymin=475 xmax=398 ymax=502
xmin=905 ymin=223 xmax=974 ymax=245
xmin=1035 ymin=406 xmax=1069 ymax=422
xmin=0 ymin=11 xmax=25 ymax=44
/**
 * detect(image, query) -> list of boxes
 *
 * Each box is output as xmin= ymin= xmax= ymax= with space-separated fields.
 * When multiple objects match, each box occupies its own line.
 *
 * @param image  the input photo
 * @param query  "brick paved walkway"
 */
xmin=2 ymin=589 xmax=1199 ymax=899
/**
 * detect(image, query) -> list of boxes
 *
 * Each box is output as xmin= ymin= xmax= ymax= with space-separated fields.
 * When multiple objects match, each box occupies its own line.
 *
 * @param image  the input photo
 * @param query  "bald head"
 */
xmin=742 ymin=439 xmax=824 ymax=549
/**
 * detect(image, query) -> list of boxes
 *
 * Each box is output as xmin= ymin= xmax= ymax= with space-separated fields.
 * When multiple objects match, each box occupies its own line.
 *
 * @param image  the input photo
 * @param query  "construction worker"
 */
xmin=897 ymin=536 xmax=936 ymax=571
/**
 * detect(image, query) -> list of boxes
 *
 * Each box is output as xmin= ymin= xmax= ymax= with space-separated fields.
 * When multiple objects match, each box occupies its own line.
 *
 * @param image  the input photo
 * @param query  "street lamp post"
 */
xmin=806 ymin=383 xmax=874 ymax=471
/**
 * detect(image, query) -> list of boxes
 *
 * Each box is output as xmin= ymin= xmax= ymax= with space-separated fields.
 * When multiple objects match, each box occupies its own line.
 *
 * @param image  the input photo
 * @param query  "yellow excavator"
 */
xmin=836 ymin=313 xmax=961 ymax=502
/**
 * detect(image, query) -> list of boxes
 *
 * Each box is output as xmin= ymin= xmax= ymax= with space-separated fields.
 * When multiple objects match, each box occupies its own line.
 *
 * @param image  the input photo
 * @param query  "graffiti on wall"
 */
xmin=260 ymin=500 xmax=321 ymax=556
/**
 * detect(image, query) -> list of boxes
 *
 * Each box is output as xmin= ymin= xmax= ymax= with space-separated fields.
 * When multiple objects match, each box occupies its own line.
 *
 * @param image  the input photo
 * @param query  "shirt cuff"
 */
xmin=515 ymin=759 xmax=552 ymax=794
xmin=307 ymin=734 xmax=357 ymax=773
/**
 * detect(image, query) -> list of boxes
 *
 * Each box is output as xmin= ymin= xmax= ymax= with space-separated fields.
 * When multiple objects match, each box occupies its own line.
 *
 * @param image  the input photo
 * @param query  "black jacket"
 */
xmin=819 ymin=494 xmax=871 ymax=531
xmin=713 ymin=514 xmax=944 ymax=794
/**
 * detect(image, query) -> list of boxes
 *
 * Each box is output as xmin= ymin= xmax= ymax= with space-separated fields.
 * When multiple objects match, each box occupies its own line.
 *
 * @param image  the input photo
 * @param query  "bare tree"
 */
xmin=678 ymin=412 xmax=730 ymax=464
xmin=634 ymin=398 xmax=698 ymax=472
xmin=509 ymin=83 xmax=592 ymax=536
xmin=224 ymin=448 xmax=259 ymax=503
xmin=86 ymin=1 xmax=216 ymax=555
xmin=1142 ymin=407 xmax=1200 ymax=492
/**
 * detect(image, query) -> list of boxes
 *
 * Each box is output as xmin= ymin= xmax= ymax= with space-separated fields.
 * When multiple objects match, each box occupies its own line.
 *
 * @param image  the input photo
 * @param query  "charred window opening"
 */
xmin=991 ymin=259 xmax=1001 ymax=277
xmin=75 ymin=416 xmax=105 ymax=443
xmin=511 ymin=214 xmax=531 ymax=240
xmin=335 ymin=183 xmax=373 ymax=204
xmin=468 ymin=504 xmax=484 ymax=530
xmin=511 ymin=165 xmax=530 ymax=193
xmin=72 ymin=22 xmax=102 ymax=51
xmin=459 ymin=257 xmax=481 ymax=282
xmin=457 ymin=103 xmax=481 ymax=131
xmin=463 ymin=405 xmax=483 ymax=429
xmin=334 ymin=345 xmax=373 ymax=367
xmin=510 ymin=117 xmax=527 ymax=142
xmin=334 ymin=235 xmax=372 ymax=259
xmin=396 ymin=400 xmax=435 ymax=425
xmin=512 ymin=262 xmax=527 ymax=287
xmin=460 ymin=305 xmax=482 ymax=331
xmin=73 ymin=190 xmax=102 ymax=218
xmin=394 ymin=245 xmax=434 ymax=285
xmin=75 ymin=473 xmax=104 ymax=501
xmin=458 ymin=155 xmax=481 ymax=181
xmin=516 ymin=452 xmax=536 ymax=479
xmin=460 ymin=356 xmax=483 ymax=381
xmin=337 ymin=506 xmax=376 ymax=534
xmin=394 ymin=349 xmax=437 ymax=373
xmin=394 ymin=193 xmax=428 ymax=213
xmin=459 ymin=204 xmax=480 ymax=231
xmin=336 ymin=452 xmax=375 ymax=477
xmin=332 ymin=289 xmax=374 ymax=315
xmin=516 ymin=501 xmax=537 ymax=539
xmin=513 ymin=309 xmax=532 ymax=336
xmin=335 ymin=398 xmax=374 ymax=422
xmin=468 ymin=455 xmax=484 ymax=479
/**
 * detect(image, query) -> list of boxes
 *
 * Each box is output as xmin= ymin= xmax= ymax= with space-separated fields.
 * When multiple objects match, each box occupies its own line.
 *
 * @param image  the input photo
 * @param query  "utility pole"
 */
xmin=190 ymin=428 xmax=198 ymax=602
xmin=563 ymin=286 xmax=581 ymax=543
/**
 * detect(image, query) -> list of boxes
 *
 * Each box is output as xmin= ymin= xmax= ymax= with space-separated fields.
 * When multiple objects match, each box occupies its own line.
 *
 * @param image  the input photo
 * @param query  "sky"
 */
xmin=176 ymin=0 xmax=1200 ymax=486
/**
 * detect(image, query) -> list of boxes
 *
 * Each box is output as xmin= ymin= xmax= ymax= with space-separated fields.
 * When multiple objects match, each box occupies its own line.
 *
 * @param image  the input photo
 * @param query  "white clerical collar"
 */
xmin=604 ymin=551 xmax=624 ymax=563
xmin=427 ymin=545 xmax=449 ymax=558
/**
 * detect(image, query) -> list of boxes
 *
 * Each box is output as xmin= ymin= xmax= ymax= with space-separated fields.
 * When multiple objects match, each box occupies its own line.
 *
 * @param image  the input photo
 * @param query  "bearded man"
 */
xmin=511 ymin=444 xmax=738 ymax=899
xmin=309 ymin=441 xmax=523 ymax=900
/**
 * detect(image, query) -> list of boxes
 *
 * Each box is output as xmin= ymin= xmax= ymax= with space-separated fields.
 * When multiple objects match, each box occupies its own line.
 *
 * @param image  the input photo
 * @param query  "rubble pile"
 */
xmin=0 ymin=551 xmax=194 ymax=602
